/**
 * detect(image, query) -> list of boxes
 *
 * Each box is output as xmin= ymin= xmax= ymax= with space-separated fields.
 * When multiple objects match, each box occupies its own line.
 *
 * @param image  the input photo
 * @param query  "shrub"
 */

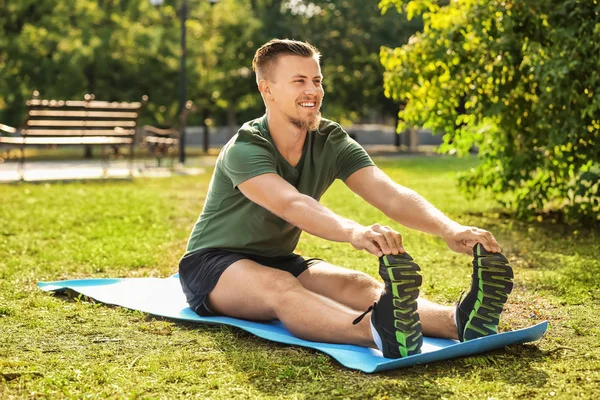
xmin=380 ymin=0 xmax=600 ymax=224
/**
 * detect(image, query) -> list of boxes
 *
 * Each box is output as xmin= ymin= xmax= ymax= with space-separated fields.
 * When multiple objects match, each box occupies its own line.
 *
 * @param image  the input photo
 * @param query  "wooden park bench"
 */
xmin=0 ymin=91 xmax=147 ymax=180
xmin=142 ymin=100 xmax=195 ymax=167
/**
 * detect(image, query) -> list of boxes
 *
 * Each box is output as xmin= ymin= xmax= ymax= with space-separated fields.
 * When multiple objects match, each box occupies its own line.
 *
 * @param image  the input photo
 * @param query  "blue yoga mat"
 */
xmin=38 ymin=275 xmax=548 ymax=373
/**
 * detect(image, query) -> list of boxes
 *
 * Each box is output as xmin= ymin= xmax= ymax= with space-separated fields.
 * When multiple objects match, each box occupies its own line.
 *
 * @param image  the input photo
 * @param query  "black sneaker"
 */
xmin=456 ymin=243 xmax=514 ymax=342
xmin=353 ymin=252 xmax=423 ymax=358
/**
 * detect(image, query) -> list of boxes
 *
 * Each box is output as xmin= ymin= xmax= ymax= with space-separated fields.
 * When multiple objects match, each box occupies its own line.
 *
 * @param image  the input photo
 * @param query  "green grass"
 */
xmin=1 ymin=155 xmax=599 ymax=399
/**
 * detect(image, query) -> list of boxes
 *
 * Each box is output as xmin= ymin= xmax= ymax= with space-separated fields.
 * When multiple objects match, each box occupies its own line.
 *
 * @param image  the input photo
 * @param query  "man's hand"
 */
xmin=350 ymin=223 xmax=404 ymax=257
xmin=444 ymin=225 xmax=501 ymax=255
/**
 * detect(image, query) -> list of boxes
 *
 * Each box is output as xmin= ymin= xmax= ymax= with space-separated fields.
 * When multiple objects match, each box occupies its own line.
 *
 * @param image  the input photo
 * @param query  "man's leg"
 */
xmin=205 ymin=258 xmax=376 ymax=347
xmin=297 ymin=261 xmax=459 ymax=340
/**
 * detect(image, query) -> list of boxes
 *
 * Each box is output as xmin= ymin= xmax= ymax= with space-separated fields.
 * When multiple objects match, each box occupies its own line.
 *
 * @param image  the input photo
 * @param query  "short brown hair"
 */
xmin=252 ymin=39 xmax=321 ymax=83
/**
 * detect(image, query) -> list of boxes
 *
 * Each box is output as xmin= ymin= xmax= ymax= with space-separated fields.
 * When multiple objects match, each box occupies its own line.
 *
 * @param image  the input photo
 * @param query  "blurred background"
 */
xmin=0 ymin=0 xmax=421 ymax=130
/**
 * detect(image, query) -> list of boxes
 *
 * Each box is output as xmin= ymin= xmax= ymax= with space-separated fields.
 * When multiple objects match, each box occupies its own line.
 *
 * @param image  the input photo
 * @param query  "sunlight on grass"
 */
xmin=1 ymin=155 xmax=598 ymax=398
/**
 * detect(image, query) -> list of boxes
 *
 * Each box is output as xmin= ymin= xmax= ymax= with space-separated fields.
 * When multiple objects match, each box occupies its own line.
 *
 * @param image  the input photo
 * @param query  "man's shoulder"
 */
xmin=315 ymin=118 xmax=355 ymax=148
xmin=222 ymin=116 xmax=271 ymax=150
xmin=316 ymin=117 xmax=345 ymax=136
xmin=219 ymin=117 xmax=274 ymax=162
xmin=237 ymin=116 xmax=268 ymax=140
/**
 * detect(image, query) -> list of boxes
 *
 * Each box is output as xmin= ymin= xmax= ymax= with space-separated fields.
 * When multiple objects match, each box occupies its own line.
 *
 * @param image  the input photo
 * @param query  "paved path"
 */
xmin=0 ymin=159 xmax=211 ymax=183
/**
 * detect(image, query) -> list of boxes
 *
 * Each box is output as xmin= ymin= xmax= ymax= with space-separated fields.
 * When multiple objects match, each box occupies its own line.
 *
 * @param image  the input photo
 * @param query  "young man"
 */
xmin=179 ymin=39 xmax=514 ymax=358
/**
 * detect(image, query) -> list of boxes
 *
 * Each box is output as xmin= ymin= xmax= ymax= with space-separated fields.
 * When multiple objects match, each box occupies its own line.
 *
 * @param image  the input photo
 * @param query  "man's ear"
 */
xmin=258 ymin=79 xmax=273 ymax=100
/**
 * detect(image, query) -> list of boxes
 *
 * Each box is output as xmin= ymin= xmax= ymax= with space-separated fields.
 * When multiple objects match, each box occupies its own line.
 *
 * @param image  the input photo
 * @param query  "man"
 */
xmin=179 ymin=39 xmax=514 ymax=359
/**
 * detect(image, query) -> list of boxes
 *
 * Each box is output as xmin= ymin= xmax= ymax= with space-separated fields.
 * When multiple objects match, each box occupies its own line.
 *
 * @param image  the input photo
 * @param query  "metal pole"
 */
xmin=179 ymin=0 xmax=188 ymax=164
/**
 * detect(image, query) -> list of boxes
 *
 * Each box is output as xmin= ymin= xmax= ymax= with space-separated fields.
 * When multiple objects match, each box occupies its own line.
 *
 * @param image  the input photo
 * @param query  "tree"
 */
xmin=187 ymin=0 xmax=262 ymax=133
xmin=0 ymin=0 xmax=181 ymax=127
xmin=380 ymin=0 xmax=600 ymax=224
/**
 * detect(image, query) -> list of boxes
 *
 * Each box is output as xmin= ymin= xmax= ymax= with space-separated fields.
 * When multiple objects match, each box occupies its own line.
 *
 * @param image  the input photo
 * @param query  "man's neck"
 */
xmin=265 ymin=109 xmax=307 ymax=155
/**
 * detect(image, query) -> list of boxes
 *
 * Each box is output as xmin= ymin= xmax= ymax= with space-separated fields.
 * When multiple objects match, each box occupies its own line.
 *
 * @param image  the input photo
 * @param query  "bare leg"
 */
xmin=206 ymin=259 xmax=376 ymax=347
xmin=296 ymin=262 xmax=381 ymax=311
xmin=417 ymin=297 xmax=458 ymax=340
xmin=297 ymin=261 xmax=459 ymax=340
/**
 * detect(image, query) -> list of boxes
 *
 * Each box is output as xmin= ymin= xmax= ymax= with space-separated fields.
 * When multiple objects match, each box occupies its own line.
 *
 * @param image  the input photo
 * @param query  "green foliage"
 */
xmin=380 ymin=0 xmax=600 ymax=224
xmin=0 ymin=0 xmax=421 ymax=129
xmin=0 ymin=0 xmax=179 ymax=124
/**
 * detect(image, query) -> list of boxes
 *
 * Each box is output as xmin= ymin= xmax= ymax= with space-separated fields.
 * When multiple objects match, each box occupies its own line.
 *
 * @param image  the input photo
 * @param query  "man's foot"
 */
xmin=456 ymin=243 xmax=514 ymax=342
xmin=354 ymin=252 xmax=423 ymax=358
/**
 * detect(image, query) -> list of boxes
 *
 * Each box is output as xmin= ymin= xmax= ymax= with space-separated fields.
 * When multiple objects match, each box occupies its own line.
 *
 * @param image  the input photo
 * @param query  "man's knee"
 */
xmin=223 ymin=265 xmax=305 ymax=313
xmin=266 ymin=271 xmax=305 ymax=308
xmin=207 ymin=261 xmax=302 ymax=319
xmin=343 ymin=270 xmax=383 ymax=294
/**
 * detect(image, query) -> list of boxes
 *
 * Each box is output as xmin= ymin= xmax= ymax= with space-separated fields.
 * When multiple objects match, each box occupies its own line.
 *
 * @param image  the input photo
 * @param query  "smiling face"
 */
xmin=258 ymin=54 xmax=324 ymax=131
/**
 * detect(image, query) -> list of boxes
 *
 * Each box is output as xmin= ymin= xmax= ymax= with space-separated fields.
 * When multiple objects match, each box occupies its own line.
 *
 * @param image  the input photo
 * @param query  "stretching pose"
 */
xmin=179 ymin=39 xmax=514 ymax=358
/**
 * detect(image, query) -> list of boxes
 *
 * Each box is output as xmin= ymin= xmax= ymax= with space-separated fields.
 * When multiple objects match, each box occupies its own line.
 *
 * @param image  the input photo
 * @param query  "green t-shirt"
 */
xmin=185 ymin=115 xmax=375 ymax=257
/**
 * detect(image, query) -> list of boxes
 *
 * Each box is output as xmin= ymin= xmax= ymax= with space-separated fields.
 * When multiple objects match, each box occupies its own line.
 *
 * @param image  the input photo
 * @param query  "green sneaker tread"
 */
xmin=457 ymin=243 xmax=514 ymax=342
xmin=371 ymin=251 xmax=423 ymax=358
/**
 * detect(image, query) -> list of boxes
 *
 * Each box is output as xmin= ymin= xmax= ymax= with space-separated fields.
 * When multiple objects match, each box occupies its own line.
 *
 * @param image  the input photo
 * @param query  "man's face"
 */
xmin=262 ymin=54 xmax=324 ymax=131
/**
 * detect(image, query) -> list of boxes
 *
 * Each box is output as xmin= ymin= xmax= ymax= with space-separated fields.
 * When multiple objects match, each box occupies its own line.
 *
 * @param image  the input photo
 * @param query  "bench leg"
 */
xmin=129 ymin=142 xmax=134 ymax=177
xmin=19 ymin=144 xmax=25 ymax=181
xmin=172 ymin=144 xmax=178 ymax=170
xmin=156 ymin=145 xmax=163 ymax=168
xmin=101 ymin=145 xmax=108 ymax=177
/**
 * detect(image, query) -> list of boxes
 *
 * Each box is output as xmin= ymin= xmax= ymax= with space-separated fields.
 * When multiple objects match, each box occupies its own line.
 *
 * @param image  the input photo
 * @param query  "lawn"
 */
xmin=1 ymin=156 xmax=599 ymax=399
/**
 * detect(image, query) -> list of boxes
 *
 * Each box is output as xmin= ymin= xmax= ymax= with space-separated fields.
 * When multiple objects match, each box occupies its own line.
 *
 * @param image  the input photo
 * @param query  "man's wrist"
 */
xmin=439 ymin=220 xmax=462 ymax=239
xmin=343 ymin=222 xmax=363 ymax=244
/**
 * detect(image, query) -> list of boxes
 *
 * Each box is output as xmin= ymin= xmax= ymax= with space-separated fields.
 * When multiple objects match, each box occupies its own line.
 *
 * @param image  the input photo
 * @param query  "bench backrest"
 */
xmin=23 ymin=93 xmax=148 ymax=138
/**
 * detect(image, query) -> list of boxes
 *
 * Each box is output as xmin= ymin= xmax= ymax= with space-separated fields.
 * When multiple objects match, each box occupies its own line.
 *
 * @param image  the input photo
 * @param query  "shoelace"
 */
xmin=352 ymin=303 xmax=375 ymax=325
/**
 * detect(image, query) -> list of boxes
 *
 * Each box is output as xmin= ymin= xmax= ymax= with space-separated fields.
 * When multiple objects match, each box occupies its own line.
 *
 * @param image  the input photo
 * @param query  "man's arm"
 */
xmin=344 ymin=166 xmax=501 ymax=255
xmin=237 ymin=173 xmax=403 ymax=256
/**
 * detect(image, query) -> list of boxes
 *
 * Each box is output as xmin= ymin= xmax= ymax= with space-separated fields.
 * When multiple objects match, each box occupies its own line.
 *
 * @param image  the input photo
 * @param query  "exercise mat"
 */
xmin=38 ymin=275 xmax=548 ymax=373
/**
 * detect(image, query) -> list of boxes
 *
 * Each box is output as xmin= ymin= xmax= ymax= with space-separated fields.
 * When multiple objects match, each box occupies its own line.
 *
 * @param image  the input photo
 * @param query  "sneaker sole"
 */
xmin=463 ymin=245 xmax=514 ymax=341
xmin=380 ymin=254 xmax=423 ymax=357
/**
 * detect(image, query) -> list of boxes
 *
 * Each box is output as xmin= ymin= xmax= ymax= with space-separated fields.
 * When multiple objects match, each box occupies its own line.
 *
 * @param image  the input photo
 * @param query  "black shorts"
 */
xmin=179 ymin=248 xmax=322 ymax=317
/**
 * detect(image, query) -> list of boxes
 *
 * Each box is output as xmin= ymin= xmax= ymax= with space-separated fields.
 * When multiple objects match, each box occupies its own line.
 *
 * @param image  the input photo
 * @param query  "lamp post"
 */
xmin=150 ymin=0 xmax=218 ymax=164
